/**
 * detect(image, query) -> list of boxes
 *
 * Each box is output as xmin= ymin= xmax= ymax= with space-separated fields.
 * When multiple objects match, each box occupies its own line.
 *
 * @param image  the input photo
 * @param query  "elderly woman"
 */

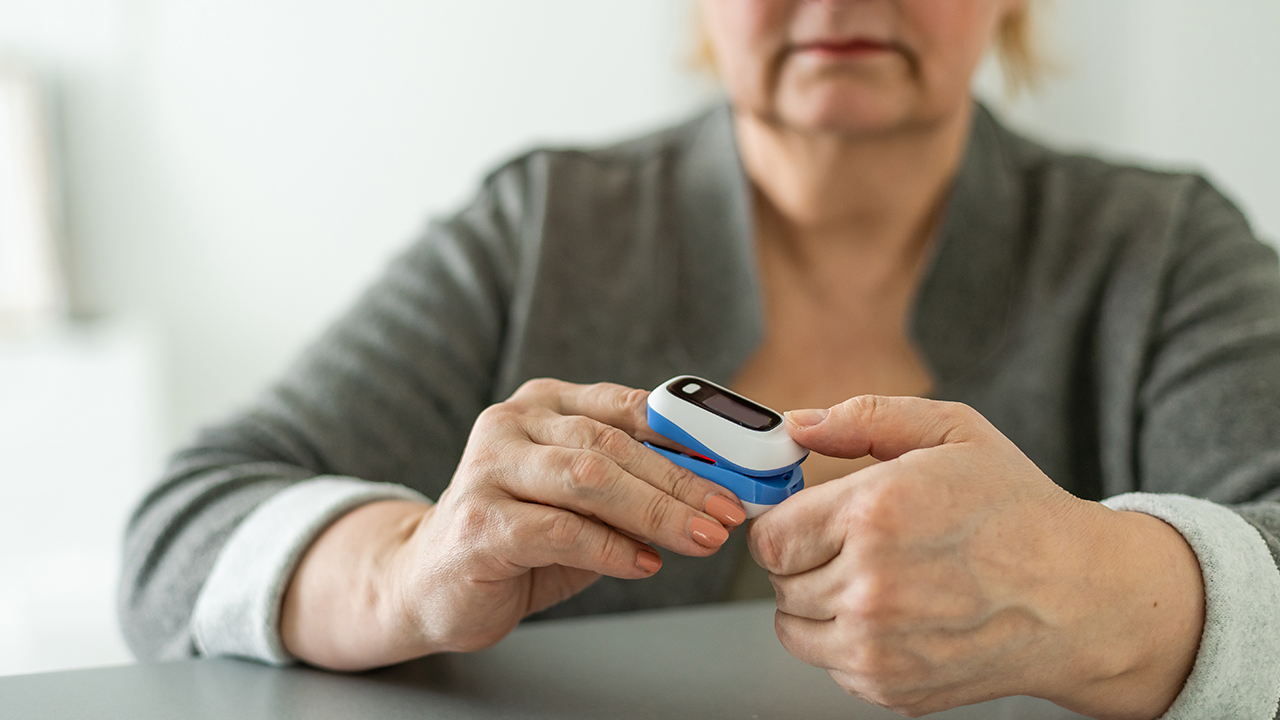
xmin=121 ymin=1 xmax=1280 ymax=718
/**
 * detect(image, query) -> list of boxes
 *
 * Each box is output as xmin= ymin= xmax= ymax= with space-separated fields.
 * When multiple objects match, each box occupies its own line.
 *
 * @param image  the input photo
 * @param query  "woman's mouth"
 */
xmin=793 ymin=38 xmax=898 ymax=59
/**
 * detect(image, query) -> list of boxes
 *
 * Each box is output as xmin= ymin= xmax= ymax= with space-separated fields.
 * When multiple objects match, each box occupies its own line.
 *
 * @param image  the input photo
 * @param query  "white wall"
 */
xmin=976 ymin=0 xmax=1280 ymax=243
xmin=57 ymin=0 xmax=715 ymax=446
xmin=0 ymin=324 xmax=160 ymax=676
xmin=0 ymin=0 xmax=1278 ymax=676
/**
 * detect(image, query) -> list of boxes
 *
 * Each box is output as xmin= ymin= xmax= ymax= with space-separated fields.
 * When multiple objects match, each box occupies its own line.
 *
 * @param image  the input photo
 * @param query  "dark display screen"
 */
xmin=668 ymin=378 xmax=781 ymax=431
xmin=702 ymin=393 xmax=773 ymax=429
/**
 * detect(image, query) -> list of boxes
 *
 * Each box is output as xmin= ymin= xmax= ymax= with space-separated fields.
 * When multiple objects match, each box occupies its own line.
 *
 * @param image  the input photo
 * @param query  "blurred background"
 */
xmin=0 ymin=0 xmax=1277 ymax=677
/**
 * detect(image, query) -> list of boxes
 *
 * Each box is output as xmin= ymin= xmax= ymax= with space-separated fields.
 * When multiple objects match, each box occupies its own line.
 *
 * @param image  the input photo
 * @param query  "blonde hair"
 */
xmin=994 ymin=2 xmax=1043 ymax=95
xmin=691 ymin=2 xmax=1045 ymax=96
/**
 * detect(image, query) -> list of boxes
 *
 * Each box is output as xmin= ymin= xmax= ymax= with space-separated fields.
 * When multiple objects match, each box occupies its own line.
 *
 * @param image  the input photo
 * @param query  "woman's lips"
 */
xmin=794 ymin=38 xmax=898 ymax=59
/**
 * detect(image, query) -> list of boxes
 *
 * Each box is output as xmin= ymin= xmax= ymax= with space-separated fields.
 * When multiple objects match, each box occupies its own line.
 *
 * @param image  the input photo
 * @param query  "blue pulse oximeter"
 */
xmin=645 ymin=376 xmax=808 ymax=518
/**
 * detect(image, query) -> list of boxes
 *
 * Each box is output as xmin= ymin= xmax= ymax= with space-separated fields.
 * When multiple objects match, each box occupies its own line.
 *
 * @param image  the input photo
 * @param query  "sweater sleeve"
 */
xmin=117 ymin=158 xmax=534 ymax=662
xmin=191 ymin=478 xmax=428 ymax=664
xmin=1101 ymin=494 xmax=1280 ymax=719
xmin=1124 ymin=179 xmax=1280 ymax=719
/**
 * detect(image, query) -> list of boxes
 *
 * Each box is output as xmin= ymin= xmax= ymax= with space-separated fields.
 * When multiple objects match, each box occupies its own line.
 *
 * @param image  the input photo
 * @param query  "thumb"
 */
xmin=783 ymin=396 xmax=982 ymax=461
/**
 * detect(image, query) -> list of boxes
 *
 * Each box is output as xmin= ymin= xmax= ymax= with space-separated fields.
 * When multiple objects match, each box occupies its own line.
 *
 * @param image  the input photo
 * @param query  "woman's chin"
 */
xmin=771 ymin=90 xmax=924 ymax=137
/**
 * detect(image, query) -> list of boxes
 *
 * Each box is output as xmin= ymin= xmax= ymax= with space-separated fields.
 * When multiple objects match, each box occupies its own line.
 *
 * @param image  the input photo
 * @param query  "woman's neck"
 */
xmin=735 ymin=103 xmax=974 ymax=250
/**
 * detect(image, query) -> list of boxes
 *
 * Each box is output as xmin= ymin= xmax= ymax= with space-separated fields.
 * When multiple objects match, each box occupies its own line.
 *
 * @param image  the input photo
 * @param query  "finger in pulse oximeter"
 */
xmin=645 ymin=376 xmax=808 ymax=518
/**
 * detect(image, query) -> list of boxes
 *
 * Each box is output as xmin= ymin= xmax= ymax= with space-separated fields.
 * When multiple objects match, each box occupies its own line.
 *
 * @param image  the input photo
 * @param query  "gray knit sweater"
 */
xmin=120 ymin=103 xmax=1280 ymax=718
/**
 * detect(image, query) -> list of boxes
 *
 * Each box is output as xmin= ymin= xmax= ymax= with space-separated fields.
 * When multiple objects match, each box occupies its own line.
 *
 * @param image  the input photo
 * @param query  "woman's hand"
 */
xmin=748 ymin=396 xmax=1204 ymax=720
xmin=397 ymin=379 xmax=746 ymax=653
xmin=282 ymin=379 xmax=745 ymax=670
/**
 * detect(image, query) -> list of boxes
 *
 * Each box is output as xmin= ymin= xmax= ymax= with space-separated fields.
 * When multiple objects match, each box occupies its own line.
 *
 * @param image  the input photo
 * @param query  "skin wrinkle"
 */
xmin=341 ymin=379 xmax=742 ymax=658
xmin=757 ymin=390 xmax=1204 ymax=717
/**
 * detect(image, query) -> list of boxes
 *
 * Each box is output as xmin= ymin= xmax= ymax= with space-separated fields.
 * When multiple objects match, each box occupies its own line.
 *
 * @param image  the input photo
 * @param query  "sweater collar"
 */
xmin=910 ymin=104 xmax=1024 ymax=388
xmin=665 ymin=102 xmax=764 ymax=385
xmin=668 ymin=101 xmax=1023 ymax=391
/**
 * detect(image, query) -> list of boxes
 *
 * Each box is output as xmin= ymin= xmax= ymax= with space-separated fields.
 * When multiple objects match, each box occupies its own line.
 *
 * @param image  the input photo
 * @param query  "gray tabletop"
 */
xmin=0 ymin=600 xmax=1087 ymax=719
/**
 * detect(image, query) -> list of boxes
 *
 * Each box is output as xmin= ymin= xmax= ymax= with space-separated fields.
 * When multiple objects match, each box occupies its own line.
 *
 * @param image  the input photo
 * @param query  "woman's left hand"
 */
xmin=748 ymin=396 xmax=1204 ymax=720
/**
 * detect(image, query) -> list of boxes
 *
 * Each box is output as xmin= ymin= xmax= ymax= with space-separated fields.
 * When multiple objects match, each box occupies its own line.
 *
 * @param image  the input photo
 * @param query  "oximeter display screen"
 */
xmin=667 ymin=378 xmax=781 ymax=431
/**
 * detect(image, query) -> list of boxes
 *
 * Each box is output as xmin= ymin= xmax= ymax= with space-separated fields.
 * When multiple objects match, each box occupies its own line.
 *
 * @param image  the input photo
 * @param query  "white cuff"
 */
xmin=191 ymin=477 xmax=428 ymax=664
xmin=1103 ymin=493 xmax=1280 ymax=720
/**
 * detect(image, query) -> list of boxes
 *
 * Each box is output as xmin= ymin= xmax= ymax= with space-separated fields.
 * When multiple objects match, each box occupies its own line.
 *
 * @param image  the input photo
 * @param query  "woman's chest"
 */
xmin=731 ymin=332 xmax=933 ymax=485
xmin=729 ymin=263 xmax=935 ymax=485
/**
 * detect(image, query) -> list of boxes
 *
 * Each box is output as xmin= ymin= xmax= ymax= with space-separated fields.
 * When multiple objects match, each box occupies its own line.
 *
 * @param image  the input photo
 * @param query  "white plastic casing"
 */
xmin=648 ymin=379 xmax=807 ymax=474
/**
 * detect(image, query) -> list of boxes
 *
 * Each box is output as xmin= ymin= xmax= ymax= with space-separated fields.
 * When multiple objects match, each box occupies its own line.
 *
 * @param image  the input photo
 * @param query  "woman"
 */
xmin=120 ymin=1 xmax=1280 ymax=718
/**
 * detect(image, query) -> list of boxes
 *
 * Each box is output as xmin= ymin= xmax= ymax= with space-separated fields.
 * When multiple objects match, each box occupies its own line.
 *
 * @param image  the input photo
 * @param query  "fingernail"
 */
xmin=689 ymin=516 xmax=730 ymax=548
xmin=705 ymin=494 xmax=746 ymax=527
xmin=786 ymin=408 xmax=828 ymax=428
xmin=636 ymin=549 xmax=662 ymax=573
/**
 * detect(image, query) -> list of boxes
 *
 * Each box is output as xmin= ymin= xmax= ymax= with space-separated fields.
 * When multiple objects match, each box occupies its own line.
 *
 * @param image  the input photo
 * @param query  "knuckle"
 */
xmin=594 ymin=528 xmax=630 ymax=566
xmin=525 ymin=377 xmax=560 ymax=395
xmin=845 ymin=573 xmax=900 ymax=624
xmin=561 ymin=415 xmax=598 ymax=447
xmin=659 ymin=461 xmax=699 ymax=500
xmin=847 ymin=480 xmax=907 ymax=539
xmin=473 ymin=401 xmax=537 ymax=442
xmin=639 ymin=492 xmax=675 ymax=534
xmin=565 ymin=450 xmax=614 ymax=495
xmin=769 ymin=575 xmax=789 ymax=608
xmin=616 ymin=386 xmax=649 ymax=423
xmin=773 ymin=612 xmax=799 ymax=650
xmin=842 ymin=394 xmax=883 ymax=427
xmin=474 ymin=402 xmax=514 ymax=429
xmin=514 ymin=377 xmax=561 ymax=401
xmin=830 ymin=672 xmax=867 ymax=700
xmin=591 ymin=423 xmax=633 ymax=458
xmin=851 ymin=639 xmax=898 ymax=678
xmin=863 ymin=481 xmax=903 ymax=518
xmin=830 ymin=668 xmax=929 ymax=718
xmin=585 ymin=381 xmax=619 ymax=394
xmin=618 ymin=386 xmax=648 ymax=409
xmin=936 ymin=401 xmax=983 ymax=443
xmin=585 ymin=381 xmax=623 ymax=399
xmin=942 ymin=400 xmax=979 ymax=423
xmin=449 ymin=496 xmax=494 ymax=542
xmin=897 ymin=704 xmax=932 ymax=719
xmin=864 ymin=687 xmax=928 ymax=718
xmin=748 ymin=521 xmax=785 ymax=571
xmin=544 ymin=512 xmax=587 ymax=552
xmin=587 ymin=381 xmax=642 ymax=409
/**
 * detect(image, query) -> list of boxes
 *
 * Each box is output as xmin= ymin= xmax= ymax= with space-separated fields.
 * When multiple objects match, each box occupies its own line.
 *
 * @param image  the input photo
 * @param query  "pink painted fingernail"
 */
xmin=690 ymin=517 xmax=730 ymax=548
xmin=786 ymin=408 xmax=828 ymax=428
xmin=706 ymin=494 xmax=746 ymax=527
xmin=636 ymin=549 xmax=662 ymax=573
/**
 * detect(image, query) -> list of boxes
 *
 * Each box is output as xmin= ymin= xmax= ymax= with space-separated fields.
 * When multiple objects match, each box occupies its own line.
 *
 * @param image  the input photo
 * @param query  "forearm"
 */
xmin=280 ymin=500 xmax=434 ymax=671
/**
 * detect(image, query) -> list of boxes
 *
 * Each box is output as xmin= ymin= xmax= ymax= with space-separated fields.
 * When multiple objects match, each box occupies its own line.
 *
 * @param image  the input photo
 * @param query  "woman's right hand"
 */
xmin=281 ymin=378 xmax=746 ymax=670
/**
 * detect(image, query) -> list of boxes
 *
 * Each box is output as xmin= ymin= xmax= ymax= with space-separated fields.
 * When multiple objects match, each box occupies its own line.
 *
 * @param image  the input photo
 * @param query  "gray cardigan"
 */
xmin=120 ymin=103 xmax=1280 ymax=718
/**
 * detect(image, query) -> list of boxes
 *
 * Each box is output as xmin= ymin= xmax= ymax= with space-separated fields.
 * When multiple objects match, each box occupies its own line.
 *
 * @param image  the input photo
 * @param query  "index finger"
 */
xmin=524 ymin=410 xmax=746 ymax=528
xmin=509 ymin=379 xmax=659 ymax=441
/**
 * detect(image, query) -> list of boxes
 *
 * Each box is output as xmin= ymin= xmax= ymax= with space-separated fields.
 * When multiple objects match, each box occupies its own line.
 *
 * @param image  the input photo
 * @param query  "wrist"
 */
xmin=280 ymin=499 xmax=435 ymax=670
xmin=1050 ymin=506 xmax=1205 ymax=720
xmin=383 ymin=502 xmax=438 ymax=658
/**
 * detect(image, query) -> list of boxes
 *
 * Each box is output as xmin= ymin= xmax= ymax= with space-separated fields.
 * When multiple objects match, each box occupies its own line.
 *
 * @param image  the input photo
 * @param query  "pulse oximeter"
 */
xmin=645 ymin=375 xmax=808 ymax=518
